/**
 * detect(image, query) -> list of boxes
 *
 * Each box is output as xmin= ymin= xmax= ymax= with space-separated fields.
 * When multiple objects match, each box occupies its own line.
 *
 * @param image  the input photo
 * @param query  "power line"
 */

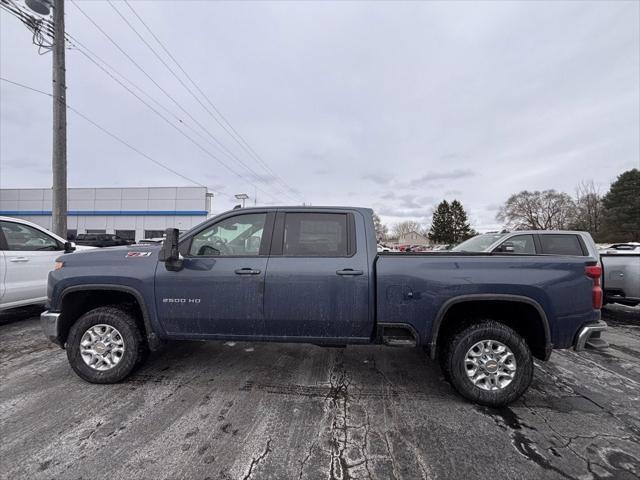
xmin=1 ymin=0 xmax=286 ymax=204
xmin=122 ymin=0 xmax=303 ymax=202
xmin=69 ymin=0 xmax=285 ymax=204
xmin=107 ymin=0 xmax=299 ymax=204
xmin=0 ymin=76 xmax=239 ymax=199
xmin=1 ymin=1 xmax=295 ymax=205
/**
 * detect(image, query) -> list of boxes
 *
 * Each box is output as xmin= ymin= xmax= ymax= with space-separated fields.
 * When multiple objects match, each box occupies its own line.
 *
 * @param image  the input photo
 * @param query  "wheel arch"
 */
xmin=430 ymin=294 xmax=552 ymax=361
xmin=58 ymin=284 xmax=161 ymax=350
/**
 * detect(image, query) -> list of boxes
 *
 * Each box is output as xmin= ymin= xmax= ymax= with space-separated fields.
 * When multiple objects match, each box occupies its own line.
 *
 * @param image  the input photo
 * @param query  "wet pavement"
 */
xmin=1 ymin=305 xmax=639 ymax=479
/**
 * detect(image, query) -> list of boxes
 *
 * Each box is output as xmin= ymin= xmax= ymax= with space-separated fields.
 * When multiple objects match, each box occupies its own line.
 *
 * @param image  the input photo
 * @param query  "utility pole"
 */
xmin=51 ymin=0 xmax=67 ymax=238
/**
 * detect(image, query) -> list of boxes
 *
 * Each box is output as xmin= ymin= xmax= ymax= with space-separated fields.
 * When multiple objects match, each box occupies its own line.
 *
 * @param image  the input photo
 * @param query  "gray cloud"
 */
xmin=1 ymin=1 xmax=638 ymax=230
xmin=362 ymin=172 xmax=392 ymax=185
xmin=407 ymin=169 xmax=476 ymax=188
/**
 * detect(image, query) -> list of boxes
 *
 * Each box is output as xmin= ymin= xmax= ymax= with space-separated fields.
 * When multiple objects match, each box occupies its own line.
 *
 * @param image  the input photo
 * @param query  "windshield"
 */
xmin=452 ymin=233 xmax=508 ymax=252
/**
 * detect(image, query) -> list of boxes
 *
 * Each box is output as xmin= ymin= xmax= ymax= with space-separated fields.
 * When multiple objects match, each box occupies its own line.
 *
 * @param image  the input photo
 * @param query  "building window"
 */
xmin=116 ymin=230 xmax=136 ymax=242
xmin=86 ymin=229 xmax=106 ymax=234
xmin=144 ymin=230 xmax=165 ymax=239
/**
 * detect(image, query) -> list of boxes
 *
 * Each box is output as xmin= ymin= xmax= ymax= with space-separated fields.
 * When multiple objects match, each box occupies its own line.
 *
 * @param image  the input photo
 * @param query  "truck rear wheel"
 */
xmin=444 ymin=320 xmax=533 ymax=407
xmin=66 ymin=306 xmax=146 ymax=384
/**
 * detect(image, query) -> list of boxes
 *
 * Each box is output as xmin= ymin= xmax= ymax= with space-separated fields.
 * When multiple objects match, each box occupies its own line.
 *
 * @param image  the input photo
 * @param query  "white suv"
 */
xmin=0 ymin=217 xmax=94 ymax=310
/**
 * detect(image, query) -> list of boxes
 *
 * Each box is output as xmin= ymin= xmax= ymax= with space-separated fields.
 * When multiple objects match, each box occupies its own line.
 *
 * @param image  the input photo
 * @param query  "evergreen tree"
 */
xmin=429 ymin=200 xmax=453 ymax=243
xmin=450 ymin=200 xmax=473 ymax=242
xmin=600 ymin=169 xmax=640 ymax=242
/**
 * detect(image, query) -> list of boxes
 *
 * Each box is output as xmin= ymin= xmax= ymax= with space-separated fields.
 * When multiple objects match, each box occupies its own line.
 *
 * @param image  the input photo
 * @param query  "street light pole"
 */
xmin=234 ymin=193 xmax=249 ymax=208
xmin=51 ymin=0 xmax=67 ymax=238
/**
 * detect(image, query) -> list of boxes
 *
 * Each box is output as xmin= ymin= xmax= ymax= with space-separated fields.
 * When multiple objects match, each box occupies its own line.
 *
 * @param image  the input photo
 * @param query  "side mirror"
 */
xmin=500 ymin=242 xmax=515 ymax=253
xmin=64 ymin=241 xmax=76 ymax=253
xmin=159 ymin=228 xmax=183 ymax=271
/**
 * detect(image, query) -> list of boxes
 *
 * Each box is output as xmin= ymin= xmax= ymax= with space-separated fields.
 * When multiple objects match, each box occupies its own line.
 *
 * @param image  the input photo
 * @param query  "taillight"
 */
xmin=585 ymin=265 xmax=603 ymax=309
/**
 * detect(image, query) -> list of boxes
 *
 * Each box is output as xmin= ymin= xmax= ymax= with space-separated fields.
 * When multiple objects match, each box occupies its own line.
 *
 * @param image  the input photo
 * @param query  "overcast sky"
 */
xmin=1 ymin=0 xmax=638 ymax=231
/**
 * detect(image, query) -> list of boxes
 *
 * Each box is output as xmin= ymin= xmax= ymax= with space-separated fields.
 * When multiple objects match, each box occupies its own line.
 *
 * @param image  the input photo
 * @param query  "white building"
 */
xmin=0 ymin=187 xmax=213 ymax=241
xmin=398 ymin=230 xmax=431 ymax=246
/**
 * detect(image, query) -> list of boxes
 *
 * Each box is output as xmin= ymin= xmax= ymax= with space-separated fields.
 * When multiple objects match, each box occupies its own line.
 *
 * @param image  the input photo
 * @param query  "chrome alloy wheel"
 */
xmin=465 ymin=339 xmax=517 ymax=391
xmin=80 ymin=324 xmax=125 ymax=371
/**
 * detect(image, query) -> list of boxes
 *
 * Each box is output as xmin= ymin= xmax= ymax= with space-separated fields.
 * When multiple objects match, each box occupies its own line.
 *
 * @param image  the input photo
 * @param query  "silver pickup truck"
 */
xmin=600 ymin=244 xmax=640 ymax=307
xmin=454 ymin=234 xmax=639 ymax=307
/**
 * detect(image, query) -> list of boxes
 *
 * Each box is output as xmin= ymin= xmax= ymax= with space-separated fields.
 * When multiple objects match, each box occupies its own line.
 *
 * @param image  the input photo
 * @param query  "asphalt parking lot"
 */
xmin=1 ymin=305 xmax=639 ymax=480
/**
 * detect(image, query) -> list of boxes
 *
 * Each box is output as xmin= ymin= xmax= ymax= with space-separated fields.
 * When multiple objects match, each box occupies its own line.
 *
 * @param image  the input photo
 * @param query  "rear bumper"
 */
xmin=41 ymin=310 xmax=64 ymax=348
xmin=574 ymin=320 xmax=608 ymax=351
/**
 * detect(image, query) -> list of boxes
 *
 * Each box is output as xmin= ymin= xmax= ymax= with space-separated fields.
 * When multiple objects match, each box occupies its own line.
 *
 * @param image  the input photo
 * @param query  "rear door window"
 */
xmin=283 ymin=213 xmax=350 ymax=257
xmin=539 ymin=234 xmax=586 ymax=256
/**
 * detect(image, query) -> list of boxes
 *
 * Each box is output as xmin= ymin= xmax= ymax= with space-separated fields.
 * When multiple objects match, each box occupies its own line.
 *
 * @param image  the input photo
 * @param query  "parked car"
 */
xmin=451 ymin=230 xmax=599 ymax=257
xmin=137 ymin=237 xmax=165 ymax=245
xmin=0 ymin=217 xmax=94 ymax=310
xmin=599 ymin=243 xmax=640 ymax=306
xmin=75 ymin=233 xmax=135 ymax=248
xmin=42 ymin=207 xmax=605 ymax=407
xmin=601 ymin=242 xmax=640 ymax=253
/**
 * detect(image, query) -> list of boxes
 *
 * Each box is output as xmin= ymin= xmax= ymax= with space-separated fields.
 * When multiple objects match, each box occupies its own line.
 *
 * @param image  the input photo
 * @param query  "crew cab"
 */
xmin=41 ymin=207 xmax=606 ymax=406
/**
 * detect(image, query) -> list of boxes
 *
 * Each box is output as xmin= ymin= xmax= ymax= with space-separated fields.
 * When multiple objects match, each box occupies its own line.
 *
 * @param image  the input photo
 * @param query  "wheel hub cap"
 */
xmin=464 ymin=339 xmax=517 ymax=391
xmin=80 ymin=324 xmax=125 ymax=371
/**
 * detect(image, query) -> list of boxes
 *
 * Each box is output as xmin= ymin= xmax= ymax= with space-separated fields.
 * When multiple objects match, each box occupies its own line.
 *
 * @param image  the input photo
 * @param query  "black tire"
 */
xmin=66 ymin=306 xmax=146 ymax=384
xmin=443 ymin=320 xmax=533 ymax=407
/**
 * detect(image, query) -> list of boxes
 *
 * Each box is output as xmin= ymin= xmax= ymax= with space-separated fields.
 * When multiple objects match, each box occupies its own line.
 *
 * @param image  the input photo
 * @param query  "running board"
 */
xmin=384 ymin=337 xmax=417 ymax=347
xmin=379 ymin=324 xmax=418 ymax=347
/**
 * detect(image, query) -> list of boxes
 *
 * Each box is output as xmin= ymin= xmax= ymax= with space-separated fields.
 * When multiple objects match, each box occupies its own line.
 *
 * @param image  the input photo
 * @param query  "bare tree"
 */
xmin=497 ymin=190 xmax=576 ymax=230
xmin=571 ymin=181 xmax=603 ymax=239
xmin=372 ymin=212 xmax=388 ymax=242
xmin=392 ymin=220 xmax=424 ymax=238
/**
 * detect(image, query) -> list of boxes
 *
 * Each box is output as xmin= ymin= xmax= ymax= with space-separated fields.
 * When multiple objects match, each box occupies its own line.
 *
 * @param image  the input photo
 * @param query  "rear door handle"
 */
xmin=235 ymin=268 xmax=261 ymax=275
xmin=336 ymin=269 xmax=363 ymax=276
xmin=9 ymin=257 xmax=29 ymax=263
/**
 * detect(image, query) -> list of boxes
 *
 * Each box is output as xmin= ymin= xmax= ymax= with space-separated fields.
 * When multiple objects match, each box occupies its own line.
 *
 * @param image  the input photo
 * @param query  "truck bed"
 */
xmin=375 ymin=253 xmax=599 ymax=351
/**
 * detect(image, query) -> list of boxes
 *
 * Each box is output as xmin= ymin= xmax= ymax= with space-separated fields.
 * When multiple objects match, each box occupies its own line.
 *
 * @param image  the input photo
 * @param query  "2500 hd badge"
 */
xmin=162 ymin=298 xmax=201 ymax=304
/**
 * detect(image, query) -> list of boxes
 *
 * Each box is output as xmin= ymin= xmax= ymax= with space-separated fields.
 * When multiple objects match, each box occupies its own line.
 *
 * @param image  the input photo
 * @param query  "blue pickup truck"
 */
xmin=41 ymin=207 xmax=606 ymax=406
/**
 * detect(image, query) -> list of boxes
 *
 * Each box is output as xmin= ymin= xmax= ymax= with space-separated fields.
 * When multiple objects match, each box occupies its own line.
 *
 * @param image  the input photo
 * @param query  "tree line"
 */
xmin=497 ymin=169 xmax=639 ymax=242
xmin=375 ymin=168 xmax=639 ymax=245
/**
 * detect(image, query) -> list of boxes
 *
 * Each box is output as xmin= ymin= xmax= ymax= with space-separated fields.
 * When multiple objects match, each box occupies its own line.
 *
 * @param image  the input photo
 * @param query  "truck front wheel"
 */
xmin=66 ymin=306 xmax=146 ymax=384
xmin=444 ymin=321 xmax=533 ymax=407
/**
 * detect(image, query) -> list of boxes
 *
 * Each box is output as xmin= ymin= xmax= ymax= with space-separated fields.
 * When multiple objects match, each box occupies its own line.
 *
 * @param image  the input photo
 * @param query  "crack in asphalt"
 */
xmin=535 ymin=360 xmax=640 ymax=440
xmin=525 ymin=402 xmax=640 ymax=479
xmin=383 ymin=432 xmax=400 ymax=480
xmin=242 ymin=437 xmax=272 ymax=480
xmin=327 ymin=354 xmax=356 ymax=480
xmin=480 ymin=406 xmax=579 ymax=480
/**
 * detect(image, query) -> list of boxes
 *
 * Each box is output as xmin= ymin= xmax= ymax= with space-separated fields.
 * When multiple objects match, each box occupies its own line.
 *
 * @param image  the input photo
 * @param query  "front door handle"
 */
xmin=336 ymin=269 xmax=363 ymax=276
xmin=9 ymin=257 xmax=29 ymax=263
xmin=235 ymin=268 xmax=261 ymax=275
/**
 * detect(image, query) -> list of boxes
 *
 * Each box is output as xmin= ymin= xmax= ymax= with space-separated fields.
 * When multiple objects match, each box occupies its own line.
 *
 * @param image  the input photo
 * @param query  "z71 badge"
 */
xmin=126 ymin=252 xmax=152 ymax=258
